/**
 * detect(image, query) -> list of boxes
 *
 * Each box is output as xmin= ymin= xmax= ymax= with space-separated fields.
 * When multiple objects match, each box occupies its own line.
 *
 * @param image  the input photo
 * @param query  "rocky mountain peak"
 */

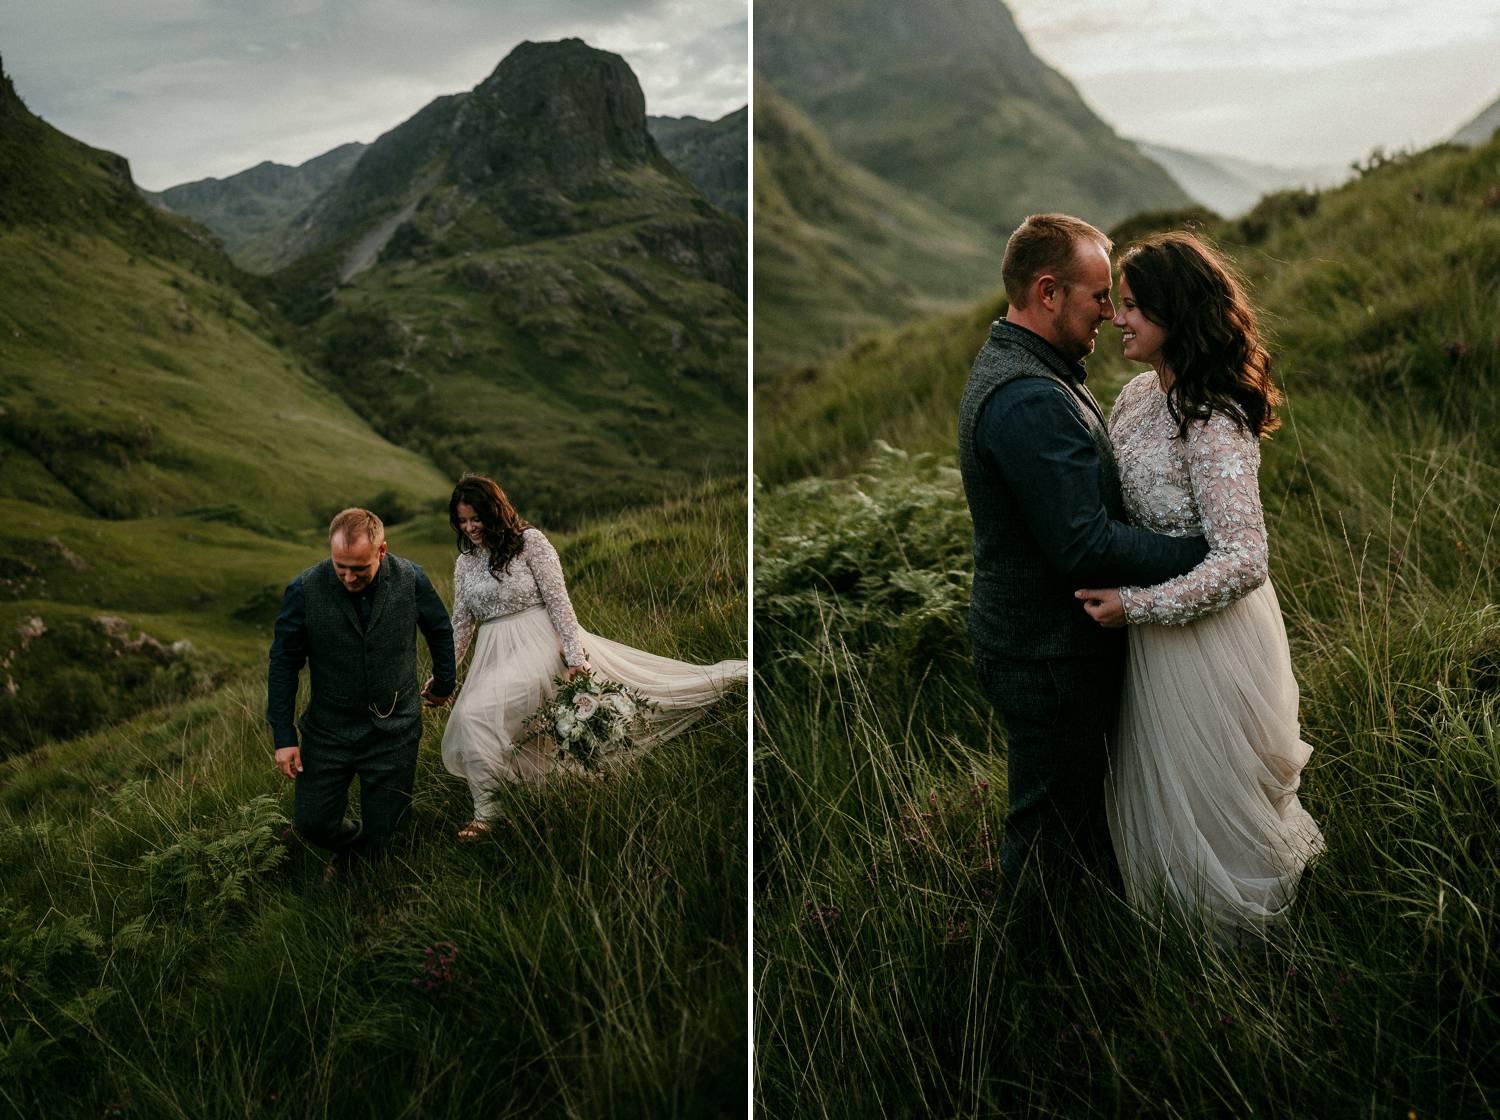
xmin=448 ymin=38 xmax=664 ymax=188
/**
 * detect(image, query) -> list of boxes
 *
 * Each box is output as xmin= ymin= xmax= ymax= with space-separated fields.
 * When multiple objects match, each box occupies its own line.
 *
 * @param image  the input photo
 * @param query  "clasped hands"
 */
xmin=1074 ymin=587 xmax=1125 ymax=628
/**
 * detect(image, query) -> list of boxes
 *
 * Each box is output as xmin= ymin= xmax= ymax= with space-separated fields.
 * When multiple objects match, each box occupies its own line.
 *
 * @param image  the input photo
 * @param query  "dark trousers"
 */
xmin=293 ymin=725 xmax=419 ymax=859
xmin=974 ymin=653 xmax=1124 ymax=889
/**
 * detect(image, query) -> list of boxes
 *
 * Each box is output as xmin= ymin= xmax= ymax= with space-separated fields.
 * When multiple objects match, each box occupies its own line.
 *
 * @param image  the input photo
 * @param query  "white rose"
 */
xmin=556 ymin=712 xmax=578 ymax=739
xmin=573 ymin=693 xmax=599 ymax=720
xmin=604 ymin=692 xmax=636 ymax=719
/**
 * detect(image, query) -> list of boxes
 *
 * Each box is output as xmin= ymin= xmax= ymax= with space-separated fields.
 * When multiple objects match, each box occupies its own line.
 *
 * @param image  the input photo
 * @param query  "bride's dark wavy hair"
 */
xmin=449 ymin=474 xmax=531 ymax=579
xmin=1119 ymin=231 xmax=1280 ymax=439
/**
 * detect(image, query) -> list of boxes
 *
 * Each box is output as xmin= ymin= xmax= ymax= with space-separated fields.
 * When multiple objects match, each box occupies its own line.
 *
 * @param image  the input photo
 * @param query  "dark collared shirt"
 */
xmin=266 ymin=566 xmax=456 ymax=747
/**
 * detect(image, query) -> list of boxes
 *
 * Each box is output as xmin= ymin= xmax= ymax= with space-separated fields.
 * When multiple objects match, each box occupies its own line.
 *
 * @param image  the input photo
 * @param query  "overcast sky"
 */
xmin=1007 ymin=0 xmax=1500 ymax=170
xmin=1 ymin=0 xmax=747 ymax=190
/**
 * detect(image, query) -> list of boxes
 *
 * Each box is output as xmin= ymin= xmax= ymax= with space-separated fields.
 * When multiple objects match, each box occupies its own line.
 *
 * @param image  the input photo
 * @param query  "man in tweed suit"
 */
xmin=267 ymin=508 xmax=456 ymax=879
xmin=957 ymin=214 xmax=1208 ymax=888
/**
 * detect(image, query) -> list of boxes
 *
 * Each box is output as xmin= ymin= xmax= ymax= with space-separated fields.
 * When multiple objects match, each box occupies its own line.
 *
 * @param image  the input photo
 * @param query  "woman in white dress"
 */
xmin=1074 ymin=232 xmax=1324 ymax=933
xmin=431 ymin=474 xmax=747 ymax=840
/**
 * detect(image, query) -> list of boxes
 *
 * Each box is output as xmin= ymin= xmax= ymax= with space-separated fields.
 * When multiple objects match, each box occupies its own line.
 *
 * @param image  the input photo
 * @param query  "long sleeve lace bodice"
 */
xmin=450 ymin=528 xmax=588 ymax=666
xmin=1109 ymin=372 xmax=1268 ymax=626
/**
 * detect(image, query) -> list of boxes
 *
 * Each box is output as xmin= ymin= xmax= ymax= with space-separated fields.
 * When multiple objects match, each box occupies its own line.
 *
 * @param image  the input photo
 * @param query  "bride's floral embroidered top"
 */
xmin=1109 ymin=371 xmax=1269 ymax=626
xmin=451 ymin=528 xmax=587 ymax=666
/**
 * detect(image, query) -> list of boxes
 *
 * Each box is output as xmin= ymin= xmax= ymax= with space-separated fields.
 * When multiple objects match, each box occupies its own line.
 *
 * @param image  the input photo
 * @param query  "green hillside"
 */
xmin=0 ymin=481 xmax=748 ymax=1117
xmin=754 ymin=0 xmax=1188 ymax=233
xmin=0 ymin=64 xmax=447 ymax=527
xmin=0 ymin=64 xmax=424 ymax=754
xmin=753 ymin=138 xmax=1500 ymax=1115
xmin=753 ymin=80 xmax=1004 ymax=384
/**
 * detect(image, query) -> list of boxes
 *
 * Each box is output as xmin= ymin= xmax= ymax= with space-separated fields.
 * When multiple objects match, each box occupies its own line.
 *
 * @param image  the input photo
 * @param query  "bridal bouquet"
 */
xmin=519 ymin=673 xmax=657 ymax=770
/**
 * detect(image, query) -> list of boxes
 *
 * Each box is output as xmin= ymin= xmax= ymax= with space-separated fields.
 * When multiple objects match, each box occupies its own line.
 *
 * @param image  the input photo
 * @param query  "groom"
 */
xmin=267 ymin=507 xmax=457 ymax=878
xmin=957 ymin=213 xmax=1207 ymax=888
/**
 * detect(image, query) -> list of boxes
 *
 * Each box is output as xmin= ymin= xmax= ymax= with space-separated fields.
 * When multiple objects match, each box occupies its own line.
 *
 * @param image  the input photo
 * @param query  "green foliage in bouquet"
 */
xmin=518 ymin=673 xmax=659 ymax=771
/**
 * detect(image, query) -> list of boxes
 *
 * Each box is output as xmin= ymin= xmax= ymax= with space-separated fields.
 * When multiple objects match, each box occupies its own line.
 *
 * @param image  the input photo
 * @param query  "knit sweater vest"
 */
xmin=298 ymin=554 xmax=421 ymax=742
xmin=957 ymin=320 xmax=1128 ymax=661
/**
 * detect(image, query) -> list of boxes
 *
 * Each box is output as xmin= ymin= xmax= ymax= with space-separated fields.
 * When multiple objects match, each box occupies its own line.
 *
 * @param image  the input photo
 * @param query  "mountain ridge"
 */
xmin=753 ymin=78 xmax=1003 ymax=383
xmin=754 ymin=0 xmax=1189 ymax=231
xmin=648 ymin=107 xmax=747 ymax=219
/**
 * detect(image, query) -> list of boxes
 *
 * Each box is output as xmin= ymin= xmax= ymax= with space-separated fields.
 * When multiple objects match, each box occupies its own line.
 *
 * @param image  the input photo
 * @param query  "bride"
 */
xmin=1074 ymin=232 xmax=1324 ymax=933
xmin=427 ymin=474 xmax=747 ymax=840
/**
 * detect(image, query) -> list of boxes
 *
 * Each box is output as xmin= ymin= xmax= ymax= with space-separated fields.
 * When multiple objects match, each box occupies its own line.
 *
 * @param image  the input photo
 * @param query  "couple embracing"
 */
xmin=960 ymin=214 xmax=1325 ymax=934
xmin=266 ymin=474 xmax=746 ymax=878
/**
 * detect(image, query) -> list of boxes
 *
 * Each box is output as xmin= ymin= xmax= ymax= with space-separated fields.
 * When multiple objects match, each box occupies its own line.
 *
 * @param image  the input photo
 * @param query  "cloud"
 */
xmin=1 ymin=0 xmax=747 ymax=188
xmin=1006 ymin=0 xmax=1500 ymax=166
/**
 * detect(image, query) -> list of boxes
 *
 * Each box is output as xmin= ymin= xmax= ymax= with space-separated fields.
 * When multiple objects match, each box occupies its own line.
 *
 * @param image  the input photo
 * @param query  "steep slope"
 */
xmin=753 ymin=80 xmax=1004 ymax=383
xmin=754 ymin=0 xmax=1188 ymax=232
xmin=145 ymin=143 xmax=368 ymax=272
xmin=648 ymin=107 xmax=747 ymax=219
xmin=0 ymin=61 xmax=447 ymax=527
xmin=267 ymin=40 xmax=746 ymax=523
xmin=0 ymin=58 xmax=452 ymax=747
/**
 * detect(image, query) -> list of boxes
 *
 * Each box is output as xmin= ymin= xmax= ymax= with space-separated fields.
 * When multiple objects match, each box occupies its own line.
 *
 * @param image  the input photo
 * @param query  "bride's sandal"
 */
xmin=456 ymin=819 xmax=492 ymax=842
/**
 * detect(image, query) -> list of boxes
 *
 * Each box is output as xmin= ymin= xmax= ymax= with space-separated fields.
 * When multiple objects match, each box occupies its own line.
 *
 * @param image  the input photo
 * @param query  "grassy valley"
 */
xmin=753 ymin=138 xmax=1500 ymax=1115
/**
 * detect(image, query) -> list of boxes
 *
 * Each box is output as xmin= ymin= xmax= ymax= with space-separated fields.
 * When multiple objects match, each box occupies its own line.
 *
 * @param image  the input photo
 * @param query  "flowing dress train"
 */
xmin=440 ymin=528 xmax=746 ymax=819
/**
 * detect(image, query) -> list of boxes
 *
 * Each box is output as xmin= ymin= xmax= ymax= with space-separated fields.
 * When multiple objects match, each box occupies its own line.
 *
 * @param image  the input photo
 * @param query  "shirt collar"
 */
xmin=990 ymin=317 xmax=1091 ymax=383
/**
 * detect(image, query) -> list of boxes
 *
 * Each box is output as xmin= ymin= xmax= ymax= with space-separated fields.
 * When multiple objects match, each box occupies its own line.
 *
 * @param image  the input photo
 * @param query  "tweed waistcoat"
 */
xmin=958 ymin=319 xmax=1127 ymax=661
xmin=298 ymin=554 xmax=421 ymax=742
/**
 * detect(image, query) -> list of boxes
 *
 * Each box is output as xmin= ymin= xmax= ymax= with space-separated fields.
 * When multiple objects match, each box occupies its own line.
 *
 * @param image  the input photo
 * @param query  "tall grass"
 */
xmin=0 ymin=480 xmax=747 ymax=1119
xmin=754 ymin=422 xmax=1498 ymax=1115
xmin=753 ymin=137 xmax=1500 ymax=1118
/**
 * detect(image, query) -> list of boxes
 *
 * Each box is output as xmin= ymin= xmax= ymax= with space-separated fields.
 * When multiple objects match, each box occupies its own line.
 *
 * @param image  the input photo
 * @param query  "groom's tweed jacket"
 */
xmin=958 ymin=319 xmax=1205 ymax=662
xmin=299 ymin=555 xmax=423 ymax=743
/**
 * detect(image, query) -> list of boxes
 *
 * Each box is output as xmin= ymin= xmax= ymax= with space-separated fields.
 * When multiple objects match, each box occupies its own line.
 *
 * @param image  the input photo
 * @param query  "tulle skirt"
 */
xmin=1106 ymin=580 xmax=1325 ymax=933
xmin=440 ymin=606 xmax=747 ymax=819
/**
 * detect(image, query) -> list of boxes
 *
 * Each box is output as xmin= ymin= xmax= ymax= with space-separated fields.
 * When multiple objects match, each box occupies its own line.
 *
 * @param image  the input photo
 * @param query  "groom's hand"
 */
xmin=275 ymin=746 xmax=303 ymax=779
xmin=1075 ymin=588 xmax=1126 ymax=628
xmin=421 ymin=676 xmax=453 ymax=707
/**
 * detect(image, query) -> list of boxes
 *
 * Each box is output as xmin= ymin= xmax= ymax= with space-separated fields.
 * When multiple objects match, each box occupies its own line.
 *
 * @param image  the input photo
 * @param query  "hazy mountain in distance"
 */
xmin=1454 ymin=92 xmax=1500 ymax=146
xmin=1135 ymin=140 xmax=1351 ymax=218
xmin=648 ymin=107 xmax=747 ymax=219
xmin=754 ymin=0 xmax=1189 ymax=231
xmin=144 ymin=144 xmax=368 ymax=273
xmin=754 ymin=78 xmax=1003 ymax=384
xmin=266 ymin=39 xmax=747 ymax=523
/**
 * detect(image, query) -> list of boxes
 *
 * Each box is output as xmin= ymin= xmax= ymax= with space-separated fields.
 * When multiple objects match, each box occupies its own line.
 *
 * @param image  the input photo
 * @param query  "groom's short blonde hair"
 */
xmin=328 ymin=507 xmax=385 ymax=547
xmin=1003 ymin=213 xmax=1112 ymax=309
